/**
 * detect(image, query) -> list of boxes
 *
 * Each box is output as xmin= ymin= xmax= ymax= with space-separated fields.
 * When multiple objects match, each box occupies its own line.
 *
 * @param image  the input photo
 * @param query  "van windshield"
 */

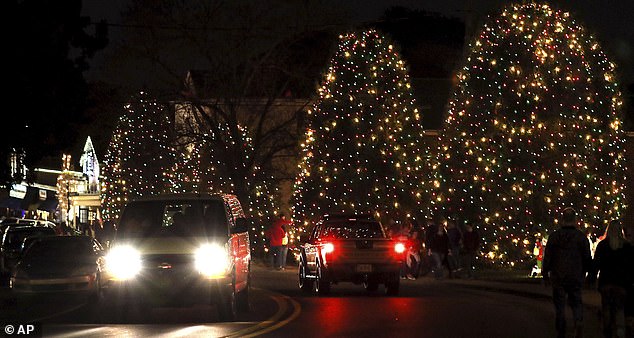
xmin=116 ymin=200 xmax=229 ymax=239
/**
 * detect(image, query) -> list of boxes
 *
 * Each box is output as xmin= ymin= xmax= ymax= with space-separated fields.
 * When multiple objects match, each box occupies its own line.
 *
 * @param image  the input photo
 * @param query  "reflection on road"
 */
xmin=313 ymin=296 xmax=423 ymax=337
xmin=1 ymin=286 xmax=301 ymax=338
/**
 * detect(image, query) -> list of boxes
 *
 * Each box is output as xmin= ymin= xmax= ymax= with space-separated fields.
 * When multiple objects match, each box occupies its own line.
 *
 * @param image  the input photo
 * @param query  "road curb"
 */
xmin=443 ymin=278 xmax=602 ymax=311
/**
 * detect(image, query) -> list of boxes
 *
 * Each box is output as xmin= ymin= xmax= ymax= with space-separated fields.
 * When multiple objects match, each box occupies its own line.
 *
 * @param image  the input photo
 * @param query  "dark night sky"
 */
xmin=83 ymin=0 xmax=634 ymax=133
xmin=81 ymin=0 xmax=634 ymax=87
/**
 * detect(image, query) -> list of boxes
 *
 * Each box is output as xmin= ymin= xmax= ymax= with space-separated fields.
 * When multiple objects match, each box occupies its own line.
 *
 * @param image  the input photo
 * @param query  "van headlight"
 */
xmin=106 ymin=245 xmax=142 ymax=280
xmin=195 ymin=244 xmax=230 ymax=278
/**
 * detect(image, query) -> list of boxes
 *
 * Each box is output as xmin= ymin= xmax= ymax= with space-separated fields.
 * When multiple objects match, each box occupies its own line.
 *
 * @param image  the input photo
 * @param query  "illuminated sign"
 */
xmin=9 ymin=184 xmax=27 ymax=199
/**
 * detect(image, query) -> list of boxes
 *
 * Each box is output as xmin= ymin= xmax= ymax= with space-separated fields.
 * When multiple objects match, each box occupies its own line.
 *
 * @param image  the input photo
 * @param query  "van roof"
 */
xmin=131 ymin=193 xmax=234 ymax=203
xmin=128 ymin=193 xmax=245 ymax=219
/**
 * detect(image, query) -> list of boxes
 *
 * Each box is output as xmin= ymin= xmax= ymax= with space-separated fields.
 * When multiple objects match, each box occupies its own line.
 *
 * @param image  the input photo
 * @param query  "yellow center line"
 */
xmin=222 ymin=287 xmax=301 ymax=338
xmin=240 ymin=296 xmax=301 ymax=338
xmin=222 ymin=296 xmax=287 ymax=338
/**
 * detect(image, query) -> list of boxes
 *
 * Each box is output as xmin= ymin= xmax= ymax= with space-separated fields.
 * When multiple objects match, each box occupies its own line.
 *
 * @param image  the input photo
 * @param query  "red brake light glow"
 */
xmin=394 ymin=242 xmax=406 ymax=254
xmin=323 ymin=242 xmax=335 ymax=254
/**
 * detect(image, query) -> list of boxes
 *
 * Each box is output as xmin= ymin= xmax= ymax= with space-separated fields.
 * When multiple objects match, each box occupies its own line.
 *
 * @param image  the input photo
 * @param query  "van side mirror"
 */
xmin=232 ymin=218 xmax=249 ymax=234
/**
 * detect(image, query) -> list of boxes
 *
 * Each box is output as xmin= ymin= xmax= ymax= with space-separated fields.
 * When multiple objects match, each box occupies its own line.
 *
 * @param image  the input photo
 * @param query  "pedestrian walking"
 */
xmin=405 ymin=221 xmax=422 ymax=280
xmin=542 ymin=207 xmax=592 ymax=338
xmin=418 ymin=218 xmax=436 ymax=277
xmin=280 ymin=218 xmax=292 ymax=270
xmin=588 ymin=220 xmax=634 ymax=338
xmin=427 ymin=222 xmax=449 ymax=280
xmin=266 ymin=214 xmax=291 ymax=270
xmin=461 ymin=222 xmax=480 ymax=279
xmin=396 ymin=221 xmax=412 ymax=279
xmin=532 ymin=236 xmax=547 ymax=277
xmin=446 ymin=219 xmax=462 ymax=278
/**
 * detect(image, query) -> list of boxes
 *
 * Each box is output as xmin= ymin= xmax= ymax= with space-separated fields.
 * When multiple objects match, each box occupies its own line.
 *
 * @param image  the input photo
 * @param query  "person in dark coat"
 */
xmin=588 ymin=220 xmax=633 ymax=338
xmin=405 ymin=225 xmax=422 ymax=279
xmin=542 ymin=207 xmax=592 ymax=338
xmin=427 ymin=223 xmax=449 ymax=280
xmin=461 ymin=222 xmax=481 ymax=279
xmin=446 ymin=219 xmax=462 ymax=278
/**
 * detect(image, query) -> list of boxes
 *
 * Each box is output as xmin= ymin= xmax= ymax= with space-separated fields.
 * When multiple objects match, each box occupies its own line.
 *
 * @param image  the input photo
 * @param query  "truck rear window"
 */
xmin=320 ymin=220 xmax=385 ymax=239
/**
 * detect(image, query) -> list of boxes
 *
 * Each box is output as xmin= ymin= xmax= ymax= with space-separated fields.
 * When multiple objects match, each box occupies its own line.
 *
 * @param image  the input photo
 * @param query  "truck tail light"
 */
xmin=323 ymin=242 xmax=335 ymax=254
xmin=394 ymin=242 xmax=406 ymax=254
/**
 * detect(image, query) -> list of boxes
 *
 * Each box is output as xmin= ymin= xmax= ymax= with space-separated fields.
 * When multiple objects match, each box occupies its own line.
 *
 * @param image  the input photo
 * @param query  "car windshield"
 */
xmin=117 ymin=200 xmax=229 ymax=239
xmin=3 ymin=228 xmax=56 ymax=251
xmin=320 ymin=220 xmax=385 ymax=239
xmin=25 ymin=239 xmax=92 ymax=258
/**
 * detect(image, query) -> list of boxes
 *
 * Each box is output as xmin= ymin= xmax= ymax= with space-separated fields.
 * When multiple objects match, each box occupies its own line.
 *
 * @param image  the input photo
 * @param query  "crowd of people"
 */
xmin=542 ymin=207 xmax=634 ymax=338
xmin=260 ymin=208 xmax=634 ymax=337
xmin=388 ymin=216 xmax=481 ymax=281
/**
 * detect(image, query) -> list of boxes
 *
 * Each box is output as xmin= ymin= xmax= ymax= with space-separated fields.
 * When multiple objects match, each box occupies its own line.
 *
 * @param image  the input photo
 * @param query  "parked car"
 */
xmin=106 ymin=193 xmax=251 ymax=321
xmin=298 ymin=213 xmax=405 ymax=295
xmin=0 ymin=218 xmax=38 ymax=226
xmin=11 ymin=236 xmax=106 ymax=302
xmin=1 ymin=225 xmax=56 ymax=275
xmin=21 ymin=235 xmax=51 ymax=255
xmin=0 ymin=218 xmax=56 ymax=229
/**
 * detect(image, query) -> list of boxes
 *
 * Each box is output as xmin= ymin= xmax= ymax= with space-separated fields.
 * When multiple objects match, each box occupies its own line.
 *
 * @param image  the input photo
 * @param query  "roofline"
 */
xmin=130 ymin=193 xmax=234 ymax=202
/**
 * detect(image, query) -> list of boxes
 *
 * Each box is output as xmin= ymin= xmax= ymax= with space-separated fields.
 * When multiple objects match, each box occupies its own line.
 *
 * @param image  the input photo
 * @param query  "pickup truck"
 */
xmin=297 ymin=214 xmax=405 ymax=295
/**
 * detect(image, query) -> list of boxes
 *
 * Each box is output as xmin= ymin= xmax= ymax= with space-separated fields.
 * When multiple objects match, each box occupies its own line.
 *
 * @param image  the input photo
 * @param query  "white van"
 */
xmin=105 ymin=193 xmax=251 ymax=321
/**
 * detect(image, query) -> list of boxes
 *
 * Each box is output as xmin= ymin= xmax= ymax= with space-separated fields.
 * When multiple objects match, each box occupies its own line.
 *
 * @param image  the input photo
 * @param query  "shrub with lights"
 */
xmin=100 ymin=91 xmax=176 ymax=222
xmin=166 ymin=124 xmax=278 ymax=256
xmin=435 ymin=3 xmax=627 ymax=267
xmin=293 ymin=29 xmax=432 ymax=236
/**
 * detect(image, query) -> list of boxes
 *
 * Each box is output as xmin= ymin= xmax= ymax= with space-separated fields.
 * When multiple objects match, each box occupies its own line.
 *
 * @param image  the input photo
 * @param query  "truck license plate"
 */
xmin=356 ymin=264 xmax=372 ymax=272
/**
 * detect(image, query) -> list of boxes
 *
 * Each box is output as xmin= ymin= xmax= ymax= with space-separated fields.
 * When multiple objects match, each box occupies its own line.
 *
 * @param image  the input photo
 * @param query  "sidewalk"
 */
xmin=433 ymin=269 xmax=601 ymax=311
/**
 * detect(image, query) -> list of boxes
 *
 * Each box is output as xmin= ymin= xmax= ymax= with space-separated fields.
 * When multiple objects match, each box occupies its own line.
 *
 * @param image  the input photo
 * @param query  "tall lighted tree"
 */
xmin=436 ymin=3 xmax=627 ymax=266
xmin=167 ymin=123 xmax=278 ymax=252
xmin=293 ymin=29 xmax=430 ymax=232
xmin=56 ymin=154 xmax=73 ymax=223
xmin=100 ymin=91 xmax=176 ymax=222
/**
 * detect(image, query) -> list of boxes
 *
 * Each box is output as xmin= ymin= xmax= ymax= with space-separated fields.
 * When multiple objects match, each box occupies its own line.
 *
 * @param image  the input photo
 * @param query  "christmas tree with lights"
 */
xmin=435 ymin=3 xmax=627 ymax=267
xmin=293 ymin=29 xmax=430 ymax=231
xmin=100 ymin=91 xmax=176 ymax=222
xmin=167 ymin=123 xmax=278 ymax=253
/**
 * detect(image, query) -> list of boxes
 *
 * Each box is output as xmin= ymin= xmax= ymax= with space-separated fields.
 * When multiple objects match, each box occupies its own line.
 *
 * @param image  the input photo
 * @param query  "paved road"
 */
xmin=0 ymin=263 xmax=611 ymax=337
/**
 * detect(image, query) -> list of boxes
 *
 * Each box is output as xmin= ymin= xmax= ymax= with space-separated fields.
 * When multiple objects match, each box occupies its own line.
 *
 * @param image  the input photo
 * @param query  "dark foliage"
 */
xmin=3 ymin=0 xmax=107 ymax=188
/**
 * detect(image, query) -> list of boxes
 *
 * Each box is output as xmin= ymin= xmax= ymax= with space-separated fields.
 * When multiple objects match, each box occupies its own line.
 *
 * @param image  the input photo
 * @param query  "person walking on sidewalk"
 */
xmin=279 ymin=217 xmax=292 ymax=270
xmin=428 ymin=222 xmax=449 ymax=280
xmin=405 ymin=223 xmax=422 ymax=280
xmin=588 ymin=220 xmax=634 ymax=338
xmin=446 ymin=219 xmax=462 ymax=278
xmin=461 ymin=222 xmax=480 ymax=279
xmin=266 ymin=214 xmax=290 ymax=270
xmin=543 ymin=207 xmax=592 ymax=338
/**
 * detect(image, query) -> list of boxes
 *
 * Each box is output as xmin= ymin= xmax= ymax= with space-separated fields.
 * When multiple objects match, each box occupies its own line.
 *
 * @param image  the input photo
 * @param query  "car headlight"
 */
xmin=106 ymin=245 xmax=142 ymax=280
xmin=194 ymin=244 xmax=230 ymax=278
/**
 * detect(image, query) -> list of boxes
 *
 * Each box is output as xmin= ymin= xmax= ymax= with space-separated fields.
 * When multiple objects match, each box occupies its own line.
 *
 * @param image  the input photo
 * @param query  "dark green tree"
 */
xmin=4 ymin=0 xmax=107 ymax=188
xmin=293 ymin=29 xmax=431 ymax=229
xmin=100 ymin=91 xmax=176 ymax=222
xmin=436 ymin=3 xmax=627 ymax=267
